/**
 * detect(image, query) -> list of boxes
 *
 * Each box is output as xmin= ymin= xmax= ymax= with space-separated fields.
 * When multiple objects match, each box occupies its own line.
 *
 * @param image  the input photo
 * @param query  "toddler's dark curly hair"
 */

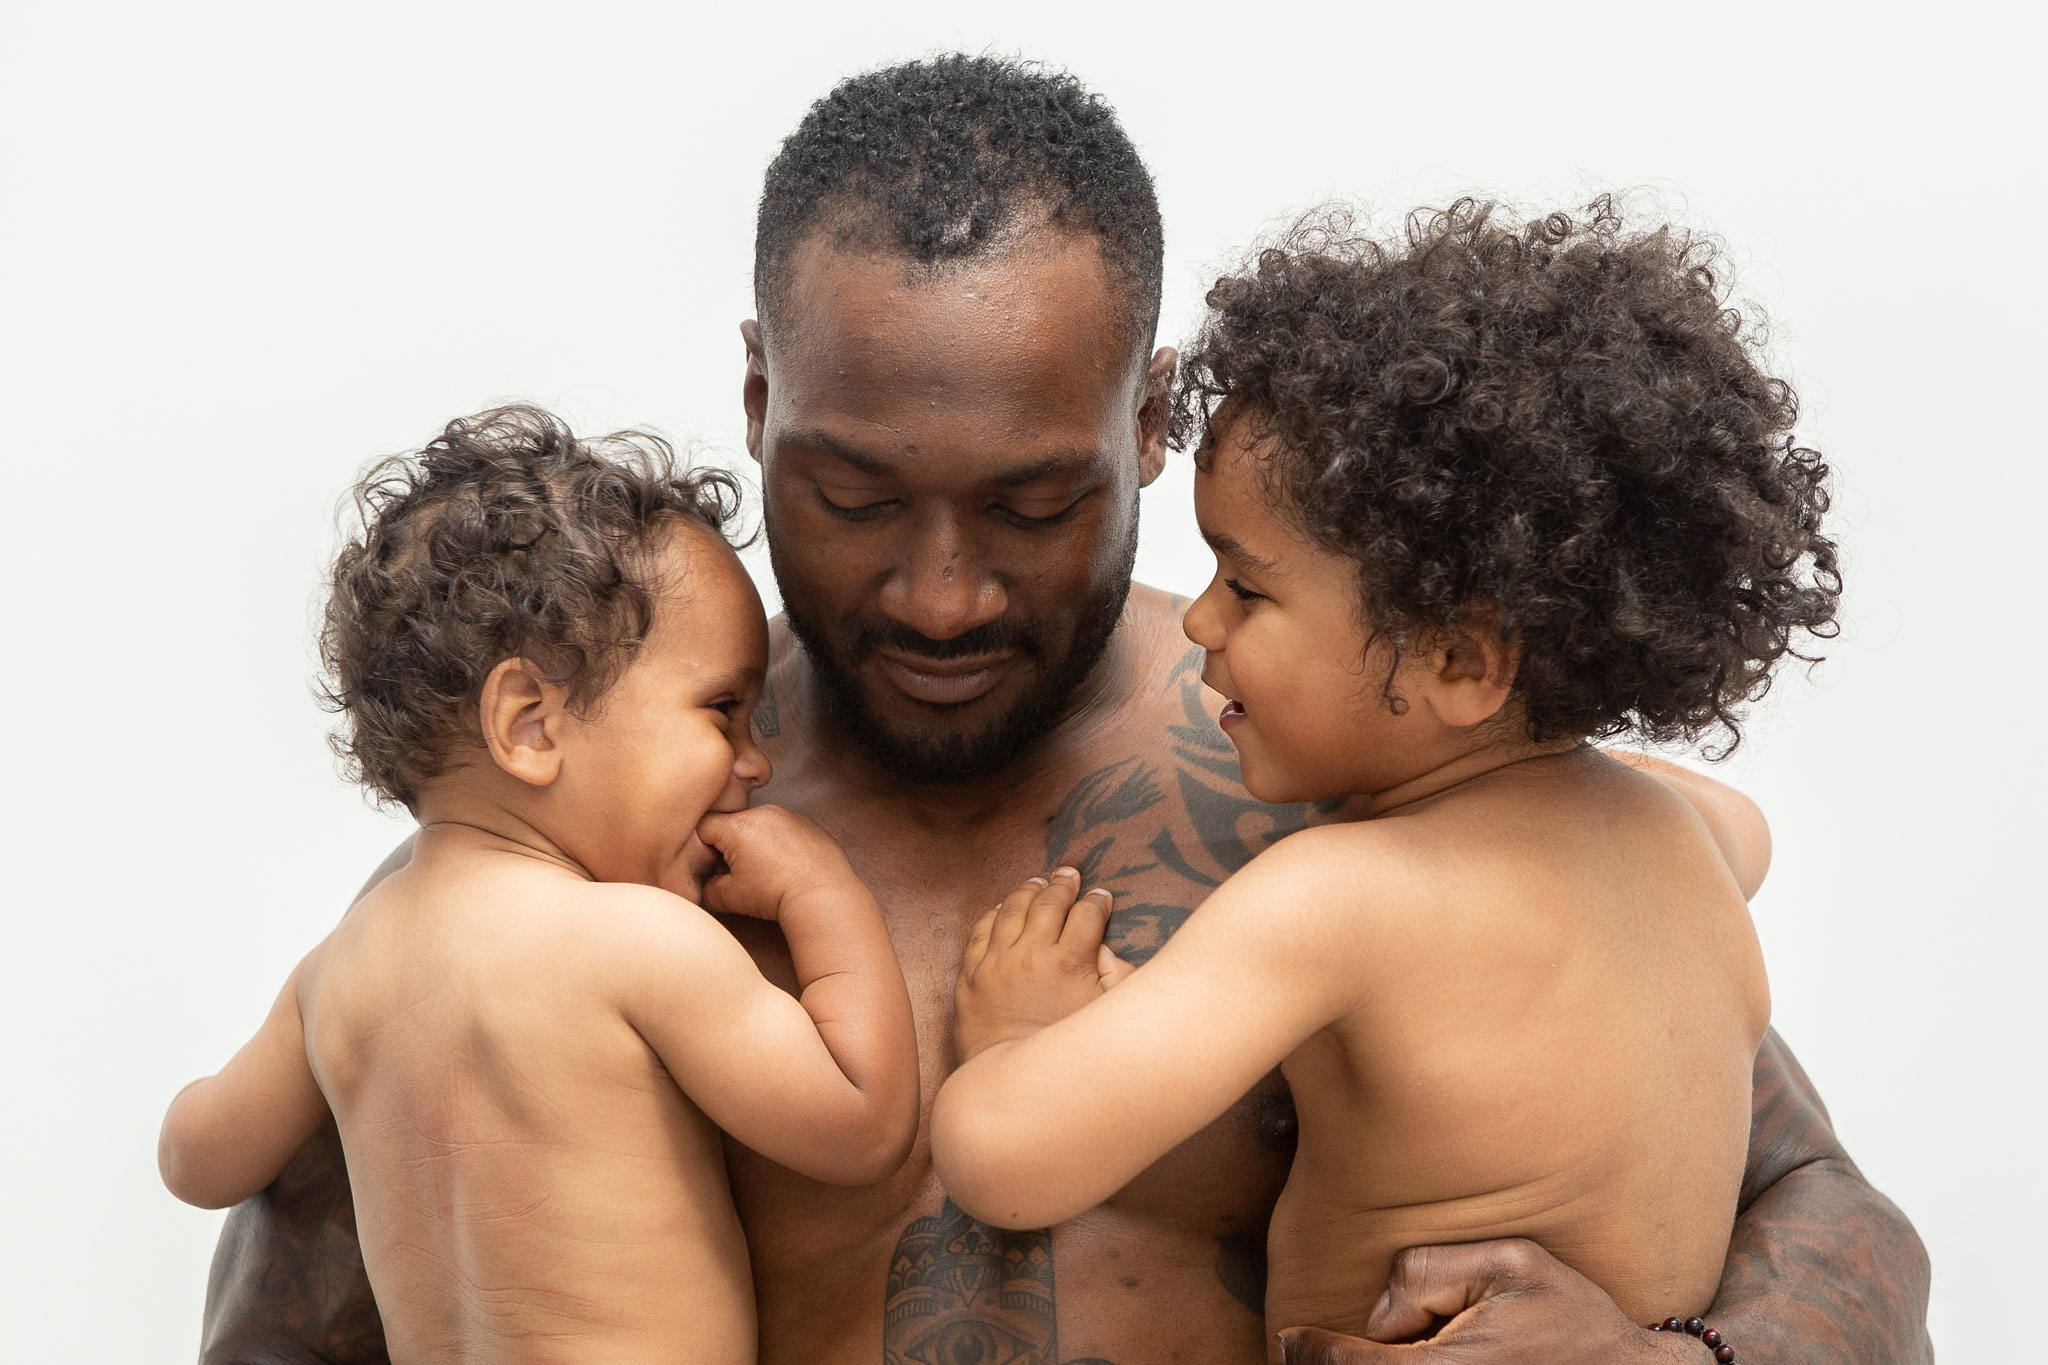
xmin=319 ymin=405 xmax=746 ymax=810
xmin=1172 ymin=197 xmax=1841 ymax=754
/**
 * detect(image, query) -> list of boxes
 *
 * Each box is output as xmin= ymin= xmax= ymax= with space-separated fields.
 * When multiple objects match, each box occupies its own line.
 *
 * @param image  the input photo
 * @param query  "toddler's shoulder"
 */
xmin=1222 ymin=818 xmax=1456 ymax=949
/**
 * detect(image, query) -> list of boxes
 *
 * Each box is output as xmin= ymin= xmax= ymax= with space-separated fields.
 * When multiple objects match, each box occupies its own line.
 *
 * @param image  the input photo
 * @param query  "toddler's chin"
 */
xmin=1238 ymin=756 xmax=1335 ymax=808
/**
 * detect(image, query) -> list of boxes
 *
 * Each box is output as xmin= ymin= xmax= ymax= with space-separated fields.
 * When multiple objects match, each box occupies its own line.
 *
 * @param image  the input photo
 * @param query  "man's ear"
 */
xmin=741 ymin=320 xmax=768 ymax=464
xmin=1135 ymin=346 xmax=1178 ymax=487
xmin=1421 ymin=606 xmax=1521 ymax=730
xmin=478 ymin=658 xmax=568 ymax=787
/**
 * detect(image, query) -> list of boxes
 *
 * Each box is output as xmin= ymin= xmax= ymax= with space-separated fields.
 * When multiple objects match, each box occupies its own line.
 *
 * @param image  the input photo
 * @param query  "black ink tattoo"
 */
xmin=885 ymin=1199 xmax=1062 ymax=1365
xmin=199 ymin=1122 xmax=389 ymax=1365
xmin=1707 ymin=1029 xmax=1934 ymax=1365
xmin=753 ymin=671 xmax=782 ymax=738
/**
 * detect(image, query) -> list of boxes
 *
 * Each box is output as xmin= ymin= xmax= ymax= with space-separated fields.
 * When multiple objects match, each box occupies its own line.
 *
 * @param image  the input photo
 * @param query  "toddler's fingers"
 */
xmin=962 ymin=907 xmax=998 ymax=974
xmin=1096 ymin=943 xmax=1137 ymax=991
xmin=694 ymin=810 xmax=735 ymax=848
xmin=1022 ymin=867 xmax=1081 ymax=941
xmin=1057 ymin=886 xmax=1115 ymax=953
xmin=991 ymin=878 xmax=1045 ymax=947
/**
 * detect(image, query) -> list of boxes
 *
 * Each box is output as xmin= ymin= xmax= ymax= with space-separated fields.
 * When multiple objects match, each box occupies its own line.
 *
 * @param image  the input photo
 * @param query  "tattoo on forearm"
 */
xmin=199 ymin=1122 xmax=389 ymax=1365
xmin=1707 ymin=1031 xmax=1933 ymax=1365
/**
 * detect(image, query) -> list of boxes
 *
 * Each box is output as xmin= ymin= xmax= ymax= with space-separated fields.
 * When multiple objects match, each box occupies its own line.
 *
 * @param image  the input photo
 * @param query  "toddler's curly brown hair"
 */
xmin=1172 ymin=197 xmax=1841 ymax=754
xmin=319 ymin=405 xmax=747 ymax=809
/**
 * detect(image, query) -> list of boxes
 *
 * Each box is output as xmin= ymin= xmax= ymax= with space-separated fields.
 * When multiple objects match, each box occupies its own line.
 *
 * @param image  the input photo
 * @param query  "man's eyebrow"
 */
xmin=787 ymin=430 xmax=1102 ymax=490
xmin=783 ymin=428 xmax=894 ymax=476
xmin=1202 ymin=529 xmax=1281 ymax=573
xmin=990 ymin=450 xmax=1103 ymax=489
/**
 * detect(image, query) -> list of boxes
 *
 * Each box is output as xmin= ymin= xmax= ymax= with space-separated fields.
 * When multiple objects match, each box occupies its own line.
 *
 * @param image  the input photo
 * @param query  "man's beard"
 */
xmin=771 ymin=518 xmax=1137 ymax=785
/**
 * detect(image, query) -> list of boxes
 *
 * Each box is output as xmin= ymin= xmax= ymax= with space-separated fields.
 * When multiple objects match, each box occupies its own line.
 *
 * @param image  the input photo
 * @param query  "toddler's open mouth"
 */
xmin=1218 ymin=699 xmax=1247 ymax=730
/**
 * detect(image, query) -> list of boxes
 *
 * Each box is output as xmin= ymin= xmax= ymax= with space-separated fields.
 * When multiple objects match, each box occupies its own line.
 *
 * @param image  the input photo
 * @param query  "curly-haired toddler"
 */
xmin=932 ymin=200 xmax=1840 ymax=1343
xmin=159 ymin=407 xmax=918 ymax=1363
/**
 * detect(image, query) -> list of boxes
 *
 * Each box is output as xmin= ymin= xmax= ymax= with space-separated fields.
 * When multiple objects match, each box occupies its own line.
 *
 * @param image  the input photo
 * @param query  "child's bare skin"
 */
xmin=161 ymin=504 xmax=919 ymax=1364
xmin=932 ymin=418 xmax=1772 ymax=1335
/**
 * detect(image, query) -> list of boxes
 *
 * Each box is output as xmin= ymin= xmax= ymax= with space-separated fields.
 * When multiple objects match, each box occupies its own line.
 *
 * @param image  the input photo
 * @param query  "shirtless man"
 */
xmin=198 ymin=54 xmax=1932 ymax=1365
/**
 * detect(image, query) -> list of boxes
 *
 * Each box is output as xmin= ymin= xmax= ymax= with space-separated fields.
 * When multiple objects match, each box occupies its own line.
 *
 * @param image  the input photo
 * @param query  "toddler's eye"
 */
xmin=1224 ymin=578 xmax=1264 ymax=603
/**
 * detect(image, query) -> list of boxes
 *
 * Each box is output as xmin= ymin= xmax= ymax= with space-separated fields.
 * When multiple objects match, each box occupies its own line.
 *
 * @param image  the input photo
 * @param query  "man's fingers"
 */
xmin=1097 ymin=943 xmax=1137 ymax=990
xmin=1022 ymin=867 xmax=1081 ymax=941
xmin=1274 ymin=1326 xmax=1411 ymax=1364
xmin=990 ymin=878 xmax=1045 ymax=946
xmin=1366 ymin=1238 xmax=1550 ymax=1341
xmin=1058 ymin=885 xmax=1115 ymax=952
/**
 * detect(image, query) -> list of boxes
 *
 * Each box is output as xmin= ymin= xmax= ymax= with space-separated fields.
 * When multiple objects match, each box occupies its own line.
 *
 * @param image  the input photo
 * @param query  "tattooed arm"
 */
xmin=199 ymin=1121 xmax=388 ymax=1365
xmin=198 ymin=844 xmax=409 ymax=1365
xmin=1707 ymin=1029 xmax=1931 ymax=1363
xmin=1273 ymin=1031 xmax=1932 ymax=1365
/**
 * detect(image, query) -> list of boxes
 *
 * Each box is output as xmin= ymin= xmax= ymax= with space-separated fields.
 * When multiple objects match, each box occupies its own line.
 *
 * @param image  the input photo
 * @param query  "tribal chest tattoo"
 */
xmin=881 ymin=645 xmax=1315 ymax=1364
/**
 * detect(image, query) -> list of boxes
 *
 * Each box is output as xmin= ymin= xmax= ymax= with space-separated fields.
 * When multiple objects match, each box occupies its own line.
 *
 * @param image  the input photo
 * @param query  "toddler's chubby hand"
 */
xmin=954 ymin=868 xmax=1136 ymax=1065
xmin=696 ymin=805 xmax=860 ymax=922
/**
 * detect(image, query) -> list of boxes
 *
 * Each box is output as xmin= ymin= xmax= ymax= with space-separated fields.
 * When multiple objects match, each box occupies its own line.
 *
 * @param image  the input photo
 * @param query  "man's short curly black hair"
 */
xmin=754 ymin=53 xmax=1163 ymax=356
xmin=319 ymin=405 xmax=747 ymax=810
xmin=1173 ymin=198 xmax=1842 ymax=755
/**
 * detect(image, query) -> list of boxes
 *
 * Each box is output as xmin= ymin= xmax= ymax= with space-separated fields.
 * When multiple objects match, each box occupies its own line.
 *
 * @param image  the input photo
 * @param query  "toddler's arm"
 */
xmin=1607 ymin=749 xmax=1773 ymax=898
xmin=618 ymin=804 xmax=919 ymax=1186
xmin=159 ymin=958 xmax=332 ymax=1209
xmin=933 ymin=827 xmax=1379 ymax=1230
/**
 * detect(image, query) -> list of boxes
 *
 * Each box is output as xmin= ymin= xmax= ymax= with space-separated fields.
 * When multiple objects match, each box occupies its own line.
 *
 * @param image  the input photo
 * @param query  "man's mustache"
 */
xmin=843 ymin=618 xmax=1048 ymax=664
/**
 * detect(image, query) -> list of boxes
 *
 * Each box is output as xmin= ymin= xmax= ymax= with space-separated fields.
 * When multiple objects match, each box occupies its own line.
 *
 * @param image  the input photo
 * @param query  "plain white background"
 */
xmin=3 ymin=1 xmax=2042 ymax=1358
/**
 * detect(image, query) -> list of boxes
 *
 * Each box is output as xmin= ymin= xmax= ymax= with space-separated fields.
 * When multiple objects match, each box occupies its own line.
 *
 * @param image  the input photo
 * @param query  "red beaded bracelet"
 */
xmin=1650 ymin=1315 xmax=1736 ymax=1363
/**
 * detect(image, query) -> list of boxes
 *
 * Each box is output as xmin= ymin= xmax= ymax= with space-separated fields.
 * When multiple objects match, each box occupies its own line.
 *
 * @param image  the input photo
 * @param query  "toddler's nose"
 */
xmin=732 ymin=734 xmax=772 ymax=792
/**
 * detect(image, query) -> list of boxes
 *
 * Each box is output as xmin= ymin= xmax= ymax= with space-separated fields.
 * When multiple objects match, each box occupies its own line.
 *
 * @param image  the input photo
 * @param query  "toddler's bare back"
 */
xmin=1266 ymin=752 xmax=1769 ymax=1332
xmin=300 ymin=851 xmax=754 ymax=1364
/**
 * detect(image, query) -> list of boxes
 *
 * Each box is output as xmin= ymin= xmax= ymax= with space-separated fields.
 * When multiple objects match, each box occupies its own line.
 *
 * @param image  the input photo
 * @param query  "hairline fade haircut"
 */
xmin=752 ymin=53 xmax=1165 ymax=363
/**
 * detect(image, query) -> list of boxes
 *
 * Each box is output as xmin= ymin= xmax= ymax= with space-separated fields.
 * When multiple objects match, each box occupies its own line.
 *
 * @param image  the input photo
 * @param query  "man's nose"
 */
xmin=878 ymin=509 xmax=1006 ymax=641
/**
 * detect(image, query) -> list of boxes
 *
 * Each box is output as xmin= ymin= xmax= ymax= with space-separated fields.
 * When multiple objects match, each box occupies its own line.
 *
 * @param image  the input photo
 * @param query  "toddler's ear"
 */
xmin=478 ymin=658 xmax=567 ymax=786
xmin=1424 ymin=606 xmax=1521 ymax=730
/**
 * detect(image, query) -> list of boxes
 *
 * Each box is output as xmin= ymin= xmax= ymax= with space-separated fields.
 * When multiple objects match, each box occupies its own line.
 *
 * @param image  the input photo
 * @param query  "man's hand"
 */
xmin=697 ymin=804 xmax=861 ymax=921
xmin=953 ymin=868 xmax=1135 ymax=1064
xmin=1269 ymin=1240 xmax=1688 ymax=1365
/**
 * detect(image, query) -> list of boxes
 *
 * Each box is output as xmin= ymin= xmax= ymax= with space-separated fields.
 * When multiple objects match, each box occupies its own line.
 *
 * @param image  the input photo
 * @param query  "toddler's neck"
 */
xmin=1359 ymin=733 xmax=1589 ymax=820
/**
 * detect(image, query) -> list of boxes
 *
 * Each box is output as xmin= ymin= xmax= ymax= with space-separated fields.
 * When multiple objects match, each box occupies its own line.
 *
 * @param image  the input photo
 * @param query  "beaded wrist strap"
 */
xmin=1650 ymin=1316 xmax=1736 ymax=1362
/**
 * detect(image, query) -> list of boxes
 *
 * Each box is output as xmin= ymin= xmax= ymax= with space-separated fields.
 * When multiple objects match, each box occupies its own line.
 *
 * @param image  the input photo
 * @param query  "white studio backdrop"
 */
xmin=3 ymin=1 xmax=2041 ymax=1358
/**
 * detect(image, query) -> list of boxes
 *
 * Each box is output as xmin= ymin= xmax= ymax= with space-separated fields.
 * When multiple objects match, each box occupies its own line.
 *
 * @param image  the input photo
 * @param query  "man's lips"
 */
xmin=874 ymin=648 xmax=1016 ymax=706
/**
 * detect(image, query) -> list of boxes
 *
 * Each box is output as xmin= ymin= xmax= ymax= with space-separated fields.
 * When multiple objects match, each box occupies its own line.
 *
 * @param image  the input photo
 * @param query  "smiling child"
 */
xmin=930 ymin=199 xmax=1840 ymax=1346
xmin=159 ymin=406 xmax=918 ymax=1364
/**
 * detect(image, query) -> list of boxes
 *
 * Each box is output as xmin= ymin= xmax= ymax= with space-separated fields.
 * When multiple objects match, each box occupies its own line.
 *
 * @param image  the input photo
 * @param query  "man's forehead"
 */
xmin=765 ymin=230 xmax=1132 ymax=372
xmin=783 ymin=420 xmax=1108 ymax=486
